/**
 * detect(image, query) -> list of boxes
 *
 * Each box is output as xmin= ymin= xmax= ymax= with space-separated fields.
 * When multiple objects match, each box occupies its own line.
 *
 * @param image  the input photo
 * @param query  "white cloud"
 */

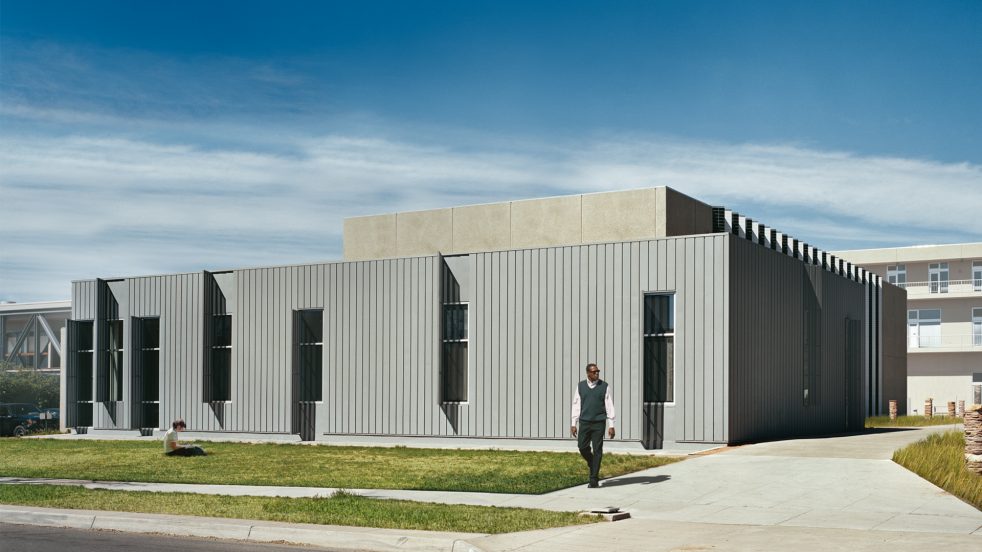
xmin=2 ymin=127 xmax=980 ymax=302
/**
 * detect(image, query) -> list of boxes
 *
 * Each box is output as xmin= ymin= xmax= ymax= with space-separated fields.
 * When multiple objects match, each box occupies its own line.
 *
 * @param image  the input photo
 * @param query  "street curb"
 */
xmin=0 ymin=505 xmax=490 ymax=551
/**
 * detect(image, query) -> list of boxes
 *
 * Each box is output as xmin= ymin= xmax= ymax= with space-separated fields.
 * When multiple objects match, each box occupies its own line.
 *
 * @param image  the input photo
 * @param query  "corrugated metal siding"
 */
xmin=67 ymin=235 xmax=728 ymax=444
xmin=465 ymin=235 xmax=727 ymax=443
xmin=728 ymin=237 xmax=866 ymax=443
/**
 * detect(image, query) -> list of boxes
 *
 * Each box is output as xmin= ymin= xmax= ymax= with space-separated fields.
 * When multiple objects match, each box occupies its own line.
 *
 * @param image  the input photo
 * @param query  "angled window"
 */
xmin=643 ymin=293 xmax=675 ymax=404
xmin=211 ymin=314 xmax=231 ymax=401
xmin=204 ymin=273 xmax=232 ymax=403
xmin=441 ymin=303 xmax=468 ymax=403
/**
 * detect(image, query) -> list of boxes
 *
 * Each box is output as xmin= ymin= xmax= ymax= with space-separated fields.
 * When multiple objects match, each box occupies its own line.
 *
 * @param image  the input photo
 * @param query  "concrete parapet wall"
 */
xmin=343 ymin=186 xmax=715 ymax=260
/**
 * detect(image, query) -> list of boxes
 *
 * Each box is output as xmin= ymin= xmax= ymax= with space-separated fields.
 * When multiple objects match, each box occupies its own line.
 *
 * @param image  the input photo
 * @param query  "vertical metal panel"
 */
xmin=71 ymin=234 xmax=734 ymax=446
xmin=727 ymin=237 xmax=867 ymax=443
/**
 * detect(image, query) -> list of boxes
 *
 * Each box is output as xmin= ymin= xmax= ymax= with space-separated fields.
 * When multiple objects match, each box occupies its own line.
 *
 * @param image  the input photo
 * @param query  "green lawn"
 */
xmin=893 ymin=430 xmax=982 ymax=510
xmin=866 ymin=415 xmax=964 ymax=428
xmin=0 ymin=484 xmax=596 ymax=534
xmin=0 ymin=439 xmax=680 ymax=494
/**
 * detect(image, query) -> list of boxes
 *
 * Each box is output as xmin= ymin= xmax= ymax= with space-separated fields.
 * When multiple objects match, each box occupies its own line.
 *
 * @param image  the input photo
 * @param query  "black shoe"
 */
xmin=588 ymin=480 xmax=599 ymax=488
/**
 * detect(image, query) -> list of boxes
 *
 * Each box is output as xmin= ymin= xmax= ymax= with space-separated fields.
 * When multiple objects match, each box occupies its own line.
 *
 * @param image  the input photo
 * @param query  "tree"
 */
xmin=0 ymin=362 xmax=60 ymax=408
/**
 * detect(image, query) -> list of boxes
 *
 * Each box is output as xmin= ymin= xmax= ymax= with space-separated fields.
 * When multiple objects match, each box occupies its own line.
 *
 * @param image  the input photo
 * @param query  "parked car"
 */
xmin=0 ymin=402 xmax=43 ymax=437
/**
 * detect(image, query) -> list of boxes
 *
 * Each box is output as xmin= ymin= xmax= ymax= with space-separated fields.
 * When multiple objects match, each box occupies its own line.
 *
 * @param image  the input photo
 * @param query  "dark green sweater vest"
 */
xmin=578 ymin=380 xmax=608 ymax=422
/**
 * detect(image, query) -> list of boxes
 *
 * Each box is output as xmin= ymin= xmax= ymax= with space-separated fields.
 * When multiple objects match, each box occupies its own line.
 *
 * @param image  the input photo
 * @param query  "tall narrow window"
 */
xmin=887 ymin=264 xmax=906 ymax=287
xmin=973 ymin=261 xmax=982 ymax=292
xmin=929 ymin=262 xmax=949 ymax=294
xmin=442 ymin=303 xmax=468 ymax=402
xmin=137 ymin=318 xmax=160 ymax=428
xmin=296 ymin=310 xmax=323 ymax=402
xmin=643 ymin=293 xmax=675 ymax=403
xmin=73 ymin=321 xmax=94 ymax=426
xmin=204 ymin=273 xmax=232 ymax=403
xmin=211 ymin=313 xmax=231 ymax=401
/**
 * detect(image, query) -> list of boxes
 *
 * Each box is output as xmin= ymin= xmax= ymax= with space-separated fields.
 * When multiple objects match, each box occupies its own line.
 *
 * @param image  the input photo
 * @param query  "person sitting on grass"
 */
xmin=163 ymin=418 xmax=206 ymax=456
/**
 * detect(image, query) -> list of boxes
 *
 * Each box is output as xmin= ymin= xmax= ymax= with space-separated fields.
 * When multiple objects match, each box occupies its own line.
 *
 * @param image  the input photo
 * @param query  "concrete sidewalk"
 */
xmin=3 ymin=426 xmax=980 ymax=551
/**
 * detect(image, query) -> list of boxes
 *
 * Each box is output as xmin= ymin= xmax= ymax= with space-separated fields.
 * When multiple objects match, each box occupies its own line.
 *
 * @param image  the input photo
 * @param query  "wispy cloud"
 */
xmin=2 ymin=38 xmax=980 ymax=301
xmin=2 ymin=124 xmax=981 ymax=302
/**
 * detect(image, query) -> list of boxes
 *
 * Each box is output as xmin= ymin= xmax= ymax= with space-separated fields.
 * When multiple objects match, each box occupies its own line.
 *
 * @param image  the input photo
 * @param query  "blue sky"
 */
xmin=1 ymin=1 xmax=981 ymax=301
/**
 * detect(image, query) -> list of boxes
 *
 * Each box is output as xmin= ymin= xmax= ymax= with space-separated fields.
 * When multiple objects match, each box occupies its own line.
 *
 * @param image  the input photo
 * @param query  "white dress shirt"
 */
xmin=571 ymin=380 xmax=616 ymax=429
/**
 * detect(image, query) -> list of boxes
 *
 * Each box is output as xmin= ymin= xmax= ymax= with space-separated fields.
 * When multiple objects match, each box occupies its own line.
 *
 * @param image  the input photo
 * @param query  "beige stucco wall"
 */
xmin=581 ymin=188 xmax=659 ymax=243
xmin=510 ymin=195 xmax=582 ymax=249
xmin=396 ymin=208 xmax=453 ymax=257
xmin=343 ymin=214 xmax=397 ymax=261
xmin=451 ymin=202 xmax=512 ymax=253
xmin=342 ymin=187 xmax=717 ymax=260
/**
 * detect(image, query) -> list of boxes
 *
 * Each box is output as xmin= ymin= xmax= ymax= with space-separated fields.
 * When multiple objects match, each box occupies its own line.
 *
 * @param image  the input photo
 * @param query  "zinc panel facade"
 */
xmin=727 ymin=237 xmax=867 ymax=443
xmin=68 ymin=235 xmax=729 ymax=445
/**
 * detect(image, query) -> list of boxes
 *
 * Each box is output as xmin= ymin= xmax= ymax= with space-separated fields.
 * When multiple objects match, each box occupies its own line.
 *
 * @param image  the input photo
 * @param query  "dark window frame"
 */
xmin=441 ymin=301 xmax=468 ymax=403
xmin=643 ymin=293 xmax=675 ymax=404
xmin=296 ymin=309 xmax=324 ymax=403
xmin=210 ymin=313 xmax=232 ymax=402
xmin=135 ymin=317 xmax=160 ymax=429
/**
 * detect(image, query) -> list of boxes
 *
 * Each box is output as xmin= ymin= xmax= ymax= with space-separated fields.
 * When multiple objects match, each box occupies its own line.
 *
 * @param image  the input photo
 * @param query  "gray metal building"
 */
xmin=64 ymin=188 xmax=905 ymax=449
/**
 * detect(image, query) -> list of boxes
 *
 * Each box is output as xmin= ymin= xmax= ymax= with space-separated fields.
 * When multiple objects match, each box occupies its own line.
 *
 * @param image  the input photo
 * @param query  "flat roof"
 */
xmin=834 ymin=242 xmax=982 ymax=265
xmin=0 ymin=300 xmax=71 ymax=314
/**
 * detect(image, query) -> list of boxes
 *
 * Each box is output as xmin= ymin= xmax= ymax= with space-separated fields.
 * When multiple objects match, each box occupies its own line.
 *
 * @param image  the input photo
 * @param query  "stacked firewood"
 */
xmin=966 ymin=404 xmax=982 ymax=475
xmin=924 ymin=398 xmax=933 ymax=418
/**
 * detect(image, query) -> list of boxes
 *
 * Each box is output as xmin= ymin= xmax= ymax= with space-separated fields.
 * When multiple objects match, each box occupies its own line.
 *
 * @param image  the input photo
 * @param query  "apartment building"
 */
xmin=837 ymin=243 xmax=982 ymax=412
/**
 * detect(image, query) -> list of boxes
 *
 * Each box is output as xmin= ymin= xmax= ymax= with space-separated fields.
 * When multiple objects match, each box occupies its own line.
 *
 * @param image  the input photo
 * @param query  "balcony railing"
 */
xmin=909 ymin=333 xmax=982 ymax=350
xmin=897 ymin=279 xmax=982 ymax=297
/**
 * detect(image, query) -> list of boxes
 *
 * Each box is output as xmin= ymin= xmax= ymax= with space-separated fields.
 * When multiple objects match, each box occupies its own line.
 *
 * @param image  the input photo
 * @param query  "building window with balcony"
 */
xmin=887 ymin=264 xmax=906 ymax=286
xmin=908 ymin=309 xmax=941 ymax=348
xmin=973 ymin=261 xmax=981 ymax=292
xmin=973 ymin=308 xmax=982 ymax=347
xmin=929 ymin=263 xmax=949 ymax=294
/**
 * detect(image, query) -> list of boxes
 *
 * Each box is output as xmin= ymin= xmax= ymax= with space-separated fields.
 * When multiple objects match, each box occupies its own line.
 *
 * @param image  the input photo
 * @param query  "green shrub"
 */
xmin=0 ymin=364 xmax=60 ymax=408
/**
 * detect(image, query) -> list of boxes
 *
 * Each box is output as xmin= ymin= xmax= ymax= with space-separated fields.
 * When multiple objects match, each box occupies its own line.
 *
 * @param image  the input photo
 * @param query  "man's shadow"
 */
xmin=601 ymin=474 xmax=671 ymax=487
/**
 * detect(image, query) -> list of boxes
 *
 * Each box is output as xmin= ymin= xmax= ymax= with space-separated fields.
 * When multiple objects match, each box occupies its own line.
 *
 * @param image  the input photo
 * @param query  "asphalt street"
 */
xmin=0 ymin=523 xmax=340 ymax=552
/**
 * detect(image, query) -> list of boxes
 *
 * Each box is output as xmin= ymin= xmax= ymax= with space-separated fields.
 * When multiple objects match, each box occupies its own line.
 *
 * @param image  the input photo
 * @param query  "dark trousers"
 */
xmin=577 ymin=420 xmax=606 ymax=483
xmin=166 ymin=445 xmax=206 ymax=457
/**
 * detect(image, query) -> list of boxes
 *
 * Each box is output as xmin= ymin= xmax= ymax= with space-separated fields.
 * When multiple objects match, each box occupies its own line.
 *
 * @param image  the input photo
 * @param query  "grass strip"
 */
xmin=0 ymin=439 xmax=680 ymax=494
xmin=892 ymin=430 xmax=982 ymax=510
xmin=0 ymin=484 xmax=596 ymax=534
xmin=866 ymin=415 xmax=963 ymax=428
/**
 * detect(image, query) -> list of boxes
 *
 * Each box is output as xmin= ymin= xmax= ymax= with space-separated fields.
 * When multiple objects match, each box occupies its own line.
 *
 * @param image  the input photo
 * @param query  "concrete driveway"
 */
xmin=472 ymin=426 xmax=982 ymax=551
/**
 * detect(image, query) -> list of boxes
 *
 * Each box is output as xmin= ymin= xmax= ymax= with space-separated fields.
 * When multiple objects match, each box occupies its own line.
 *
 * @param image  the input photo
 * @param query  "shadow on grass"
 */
xmin=600 ymin=474 xmax=670 ymax=487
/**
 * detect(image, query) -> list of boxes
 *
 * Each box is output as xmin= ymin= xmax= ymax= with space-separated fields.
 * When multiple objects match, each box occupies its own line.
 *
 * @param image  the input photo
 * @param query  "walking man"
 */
xmin=570 ymin=363 xmax=616 ymax=488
